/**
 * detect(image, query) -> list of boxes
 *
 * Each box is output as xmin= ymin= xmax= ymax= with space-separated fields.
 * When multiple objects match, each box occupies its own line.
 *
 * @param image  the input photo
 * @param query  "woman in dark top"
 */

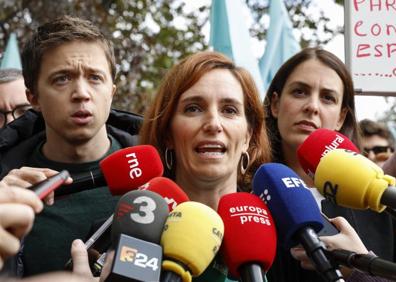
xmin=263 ymin=47 xmax=394 ymax=281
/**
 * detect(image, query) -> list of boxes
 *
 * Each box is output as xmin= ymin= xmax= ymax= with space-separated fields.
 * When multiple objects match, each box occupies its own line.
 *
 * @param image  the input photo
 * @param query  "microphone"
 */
xmin=253 ymin=163 xmax=344 ymax=282
xmin=102 ymin=190 xmax=169 ymax=282
xmin=56 ymin=145 xmax=164 ymax=196
xmin=217 ymin=192 xmax=277 ymax=282
xmin=297 ymin=129 xmax=359 ymax=178
xmin=160 ymin=201 xmax=224 ymax=282
xmin=314 ymin=148 xmax=396 ymax=212
xmin=326 ymin=249 xmax=396 ymax=281
xmin=138 ymin=177 xmax=189 ymax=211
xmin=68 ymin=177 xmax=188 ymax=275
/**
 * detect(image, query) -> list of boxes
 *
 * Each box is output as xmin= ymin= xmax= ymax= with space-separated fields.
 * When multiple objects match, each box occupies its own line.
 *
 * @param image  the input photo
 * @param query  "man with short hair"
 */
xmin=0 ymin=16 xmax=142 ymax=276
xmin=0 ymin=69 xmax=31 ymax=128
xmin=359 ymin=119 xmax=394 ymax=166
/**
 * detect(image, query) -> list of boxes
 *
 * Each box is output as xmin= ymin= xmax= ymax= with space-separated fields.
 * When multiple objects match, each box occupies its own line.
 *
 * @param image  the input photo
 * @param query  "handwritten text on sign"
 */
xmin=351 ymin=0 xmax=396 ymax=83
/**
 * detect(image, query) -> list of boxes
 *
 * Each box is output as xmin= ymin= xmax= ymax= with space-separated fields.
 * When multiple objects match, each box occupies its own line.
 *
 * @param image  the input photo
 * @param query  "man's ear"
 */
xmin=26 ymin=89 xmax=40 ymax=111
xmin=270 ymin=92 xmax=280 ymax=118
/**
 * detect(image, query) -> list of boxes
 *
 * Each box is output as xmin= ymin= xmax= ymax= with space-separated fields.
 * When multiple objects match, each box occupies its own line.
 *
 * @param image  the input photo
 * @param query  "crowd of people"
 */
xmin=0 ymin=15 xmax=395 ymax=282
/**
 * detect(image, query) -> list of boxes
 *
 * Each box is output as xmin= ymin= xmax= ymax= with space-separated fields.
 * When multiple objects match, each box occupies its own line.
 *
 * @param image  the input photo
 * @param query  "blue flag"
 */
xmin=0 ymin=33 xmax=22 ymax=70
xmin=259 ymin=0 xmax=300 ymax=90
xmin=210 ymin=0 xmax=265 ymax=99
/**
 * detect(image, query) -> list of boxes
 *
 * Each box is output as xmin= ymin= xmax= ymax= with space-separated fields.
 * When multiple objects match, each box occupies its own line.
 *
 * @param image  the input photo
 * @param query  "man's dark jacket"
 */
xmin=0 ymin=108 xmax=143 ymax=276
xmin=0 ymin=109 xmax=143 ymax=178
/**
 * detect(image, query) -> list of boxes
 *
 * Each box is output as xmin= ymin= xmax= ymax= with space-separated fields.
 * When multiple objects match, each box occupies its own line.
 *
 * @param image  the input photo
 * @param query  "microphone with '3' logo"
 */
xmin=100 ymin=190 xmax=169 ymax=282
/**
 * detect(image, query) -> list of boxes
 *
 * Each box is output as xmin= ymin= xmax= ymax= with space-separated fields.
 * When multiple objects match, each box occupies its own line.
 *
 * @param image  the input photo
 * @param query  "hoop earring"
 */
xmin=240 ymin=152 xmax=250 ymax=175
xmin=165 ymin=148 xmax=173 ymax=170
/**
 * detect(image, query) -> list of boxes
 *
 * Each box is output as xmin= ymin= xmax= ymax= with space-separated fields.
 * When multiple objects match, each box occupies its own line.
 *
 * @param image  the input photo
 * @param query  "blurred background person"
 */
xmin=0 ymin=69 xmax=31 ymax=128
xmin=359 ymin=119 xmax=395 ymax=166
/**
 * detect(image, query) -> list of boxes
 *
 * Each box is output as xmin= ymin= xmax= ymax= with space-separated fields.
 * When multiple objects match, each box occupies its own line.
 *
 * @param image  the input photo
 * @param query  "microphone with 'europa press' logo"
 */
xmin=217 ymin=192 xmax=277 ymax=282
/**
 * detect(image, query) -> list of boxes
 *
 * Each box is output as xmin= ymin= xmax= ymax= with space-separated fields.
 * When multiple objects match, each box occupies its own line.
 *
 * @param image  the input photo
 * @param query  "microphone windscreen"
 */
xmin=139 ymin=177 xmax=189 ymax=211
xmin=217 ymin=192 xmax=277 ymax=278
xmin=297 ymin=129 xmax=359 ymax=177
xmin=315 ymin=149 xmax=395 ymax=212
xmin=160 ymin=201 xmax=224 ymax=277
xmin=252 ymin=163 xmax=323 ymax=249
xmin=100 ymin=145 xmax=164 ymax=195
xmin=111 ymin=190 xmax=169 ymax=245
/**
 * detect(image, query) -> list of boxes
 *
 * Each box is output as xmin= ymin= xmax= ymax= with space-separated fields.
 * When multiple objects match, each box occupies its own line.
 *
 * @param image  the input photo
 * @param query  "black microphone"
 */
xmin=66 ymin=177 xmax=189 ymax=276
xmin=55 ymin=145 xmax=163 ymax=196
xmin=56 ymin=168 xmax=105 ymax=196
xmin=102 ymin=190 xmax=169 ymax=282
xmin=326 ymin=249 xmax=396 ymax=281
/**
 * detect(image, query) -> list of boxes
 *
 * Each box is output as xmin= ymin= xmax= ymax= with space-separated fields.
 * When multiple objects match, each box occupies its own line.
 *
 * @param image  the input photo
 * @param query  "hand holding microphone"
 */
xmin=0 ymin=186 xmax=44 ymax=270
xmin=253 ymin=163 xmax=344 ymax=282
xmin=313 ymin=216 xmax=396 ymax=281
xmin=290 ymin=217 xmax=368 ymax=276
xmin=4 ymin=239 xmax=100 ymax=281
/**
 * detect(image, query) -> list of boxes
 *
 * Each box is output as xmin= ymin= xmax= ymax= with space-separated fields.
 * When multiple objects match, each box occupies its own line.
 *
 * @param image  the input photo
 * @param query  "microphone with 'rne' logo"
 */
xmin=57 ymin=145 xmax=164 ymax=196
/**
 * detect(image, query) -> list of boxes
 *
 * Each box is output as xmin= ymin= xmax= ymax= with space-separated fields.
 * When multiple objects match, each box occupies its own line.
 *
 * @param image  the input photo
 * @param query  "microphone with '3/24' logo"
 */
xmin=101 ymin=190 xmax=169 ymax=282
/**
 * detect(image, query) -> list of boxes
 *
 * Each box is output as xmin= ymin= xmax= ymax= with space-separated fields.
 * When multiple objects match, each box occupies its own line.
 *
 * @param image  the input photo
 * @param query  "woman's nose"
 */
xmin=303 ymin=95 xmax=320 ymax=115
xmin=203 ymin=111 xmax=222 ymax=133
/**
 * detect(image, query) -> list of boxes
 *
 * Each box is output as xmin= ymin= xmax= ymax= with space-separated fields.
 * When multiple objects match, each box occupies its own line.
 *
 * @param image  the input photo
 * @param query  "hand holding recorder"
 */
xmin=1 ymin=167 xmax=72 ymax=205
xmin=0 ymin=170 xmax=72 ymax=270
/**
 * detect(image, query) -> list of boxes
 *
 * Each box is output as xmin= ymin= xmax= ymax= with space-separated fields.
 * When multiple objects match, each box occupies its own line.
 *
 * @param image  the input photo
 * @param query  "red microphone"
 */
xmin=297 ymin=129 xmax=359 ymax=178
xmin=217 ymin=192 xmax=277 ymax=282
xmin=139 ymin=176 xmax=189 ymax=211
xmin=56 ymin=145 xmax=164 ymax=196
xmin=101 ymin=145 xmax=163 ymax=194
